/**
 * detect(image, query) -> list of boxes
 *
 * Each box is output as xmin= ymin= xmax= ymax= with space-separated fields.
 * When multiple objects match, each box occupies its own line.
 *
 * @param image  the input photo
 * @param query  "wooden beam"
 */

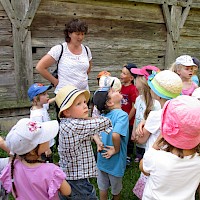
xmin=1 ymin=0 xmax=41 ymax=101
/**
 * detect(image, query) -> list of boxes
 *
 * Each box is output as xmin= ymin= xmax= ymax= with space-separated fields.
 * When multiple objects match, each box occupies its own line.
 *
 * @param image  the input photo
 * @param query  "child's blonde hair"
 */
xmin=169 ymin=62 xmax=183 ymax=74
xmin=137 ymin=76 xmax=153 ymax=120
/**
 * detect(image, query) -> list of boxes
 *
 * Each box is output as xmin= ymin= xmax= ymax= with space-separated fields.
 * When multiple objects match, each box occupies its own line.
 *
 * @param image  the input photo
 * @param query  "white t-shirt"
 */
xmin=48 ymin=43 xmax=92 ymax=94
xmin=143 ymin=148 xmax=200 ymax=200
xmin=134 ymin=95 xmax=161 ymax=148
xmin=30 ymin=103 xmax=54 ymax=147
xmin=144 ymin=109 xmax=162 ymax=151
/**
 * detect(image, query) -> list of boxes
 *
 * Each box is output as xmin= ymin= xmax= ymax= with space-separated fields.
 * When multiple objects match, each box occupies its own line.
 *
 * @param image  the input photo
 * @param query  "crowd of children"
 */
xmin=0 ymin=54 xmax=200 ymax=200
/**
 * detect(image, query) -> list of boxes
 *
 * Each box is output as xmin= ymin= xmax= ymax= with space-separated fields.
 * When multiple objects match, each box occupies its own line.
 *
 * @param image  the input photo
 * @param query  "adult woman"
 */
xmin=36 ymin=18 xmax=92 ymax=94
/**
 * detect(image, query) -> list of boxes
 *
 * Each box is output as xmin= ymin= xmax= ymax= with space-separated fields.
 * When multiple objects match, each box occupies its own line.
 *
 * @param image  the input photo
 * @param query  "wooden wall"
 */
xmin=0 ymin=0 xmax=200 ymax=131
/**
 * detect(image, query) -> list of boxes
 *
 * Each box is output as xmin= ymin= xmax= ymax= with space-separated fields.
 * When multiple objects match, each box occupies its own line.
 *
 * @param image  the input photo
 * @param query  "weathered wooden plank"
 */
xmin=37 ymin=1 xmax=164 ymax=23
xmin=0 ymin=35 xmax=13 ymax=45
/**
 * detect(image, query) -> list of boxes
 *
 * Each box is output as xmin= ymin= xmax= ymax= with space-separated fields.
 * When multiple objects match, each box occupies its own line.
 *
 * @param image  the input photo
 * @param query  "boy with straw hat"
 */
xmin=55 ymin=85 xmax=112 ymax=200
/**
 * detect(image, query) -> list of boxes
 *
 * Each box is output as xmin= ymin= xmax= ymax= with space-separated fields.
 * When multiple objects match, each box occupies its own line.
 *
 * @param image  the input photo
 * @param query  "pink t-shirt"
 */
xmin=182 ymin=82 xmax=198 ymax=96
xmin=0 ymin=159 xmax=66 ymax=200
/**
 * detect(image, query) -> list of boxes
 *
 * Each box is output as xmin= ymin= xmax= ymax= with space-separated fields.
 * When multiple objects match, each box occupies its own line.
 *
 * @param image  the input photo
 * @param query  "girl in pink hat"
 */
xmin=140 ymin=95 xmax=200 ymax=200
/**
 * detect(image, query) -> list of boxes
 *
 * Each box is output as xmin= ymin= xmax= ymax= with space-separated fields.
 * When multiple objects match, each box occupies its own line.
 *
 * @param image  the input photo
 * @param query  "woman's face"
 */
xmin=69 ymin=32 xmax=85 ymax=45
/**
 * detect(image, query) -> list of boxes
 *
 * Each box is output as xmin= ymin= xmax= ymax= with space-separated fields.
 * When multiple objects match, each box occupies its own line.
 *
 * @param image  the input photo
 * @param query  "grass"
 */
xmin=1 ymin=131 xmax=199 ymax=200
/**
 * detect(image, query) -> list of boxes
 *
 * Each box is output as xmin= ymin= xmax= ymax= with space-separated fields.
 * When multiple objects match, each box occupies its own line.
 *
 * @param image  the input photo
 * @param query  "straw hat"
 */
xmin=148 ymin=70 xmax=183 ymax=99
xmin=55 ymin=85 xmax=90 ymax=118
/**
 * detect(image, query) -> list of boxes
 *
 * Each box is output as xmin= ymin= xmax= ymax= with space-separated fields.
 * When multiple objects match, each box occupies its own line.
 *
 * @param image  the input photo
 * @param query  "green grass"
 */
xmin=1 ymin=131 xmax=199 ymax=200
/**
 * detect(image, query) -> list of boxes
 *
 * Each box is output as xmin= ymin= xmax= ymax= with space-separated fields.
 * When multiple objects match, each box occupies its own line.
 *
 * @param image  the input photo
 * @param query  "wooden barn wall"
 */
xmin=0 ymin=0 xmax=200 ymax=131
xmin=31 ymin=0 xmax=167 ymax=93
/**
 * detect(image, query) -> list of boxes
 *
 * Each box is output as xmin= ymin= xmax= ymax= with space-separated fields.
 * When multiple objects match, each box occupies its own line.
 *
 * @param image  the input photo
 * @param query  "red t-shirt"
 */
xmin=121 ymin=84 xmax=138 ymax=125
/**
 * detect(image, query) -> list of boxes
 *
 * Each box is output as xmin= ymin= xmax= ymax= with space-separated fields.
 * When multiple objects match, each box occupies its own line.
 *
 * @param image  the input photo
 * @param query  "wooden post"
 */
xmin=162 ymin=0 xmax=192 ymax=68
xmin=0 ymin=0 xmax=41 ymax=101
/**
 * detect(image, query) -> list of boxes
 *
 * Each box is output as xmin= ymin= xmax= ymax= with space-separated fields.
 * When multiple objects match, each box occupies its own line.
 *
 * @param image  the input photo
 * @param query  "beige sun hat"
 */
xmin=55 ymin=85 xmax=90 ymax=118
xmin=148 ymin=70 xmax=183 ymax=99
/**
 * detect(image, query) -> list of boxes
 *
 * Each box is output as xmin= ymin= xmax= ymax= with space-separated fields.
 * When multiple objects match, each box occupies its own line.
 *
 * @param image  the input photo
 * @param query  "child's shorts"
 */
xmin=97 ymin=169 xmax=122 ymax=195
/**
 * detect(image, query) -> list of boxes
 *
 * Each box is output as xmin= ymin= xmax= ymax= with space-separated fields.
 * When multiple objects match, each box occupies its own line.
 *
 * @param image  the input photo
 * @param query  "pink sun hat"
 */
xmin=161 ymin=95 xmax=200 ymax=149
xmin=131 ymin=65 xmax=160 ymax=80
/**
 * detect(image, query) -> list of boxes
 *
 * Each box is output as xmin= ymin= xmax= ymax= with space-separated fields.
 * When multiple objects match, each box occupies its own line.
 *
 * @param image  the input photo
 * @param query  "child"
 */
xmin=120 ymin=63 xmax=138 ymax=165
xmin=140 ymin=95 xmax=200 ymax=200
xmin=0 ymin=118 xmax=71 ymax=199
xmin=28 ymin=83 xmax=55 ymax=162
xmin=130 ymin=65 xmax=161 ymax=162
xmin=170 ymin=55 xmax=198 ymax=95
xmin=92 ymin=75 xmax=121 ymax=117
xmin=91 ymin=70 xmax=111 ymax=117
xmin=133 ymin=70 xmax=183 ymax=199
xmin=0 ymin=137 xmax=10 ymax=200
xmin=93 ymin=84 xmax=129 ymax=200
xmin=192 ymin=57 xmax=199 ymax=86
xmin=55 ymin=85 xmax=112 ymax=200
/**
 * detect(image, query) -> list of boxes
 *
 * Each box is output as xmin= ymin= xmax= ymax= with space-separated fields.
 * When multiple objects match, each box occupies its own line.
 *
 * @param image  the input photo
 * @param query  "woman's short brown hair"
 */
xmin=64 ymin=18 xmax=88 ymax=42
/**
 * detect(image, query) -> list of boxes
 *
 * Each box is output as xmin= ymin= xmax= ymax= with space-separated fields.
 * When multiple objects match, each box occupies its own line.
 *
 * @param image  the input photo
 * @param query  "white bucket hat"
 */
xmin=6 ymin=118 xmax=59 ymax=155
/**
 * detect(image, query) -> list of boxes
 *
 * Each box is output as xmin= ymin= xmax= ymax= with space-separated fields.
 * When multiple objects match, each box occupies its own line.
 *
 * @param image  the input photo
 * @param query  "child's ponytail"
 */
xmin=11 ymin=154 xmax=17 ymax=198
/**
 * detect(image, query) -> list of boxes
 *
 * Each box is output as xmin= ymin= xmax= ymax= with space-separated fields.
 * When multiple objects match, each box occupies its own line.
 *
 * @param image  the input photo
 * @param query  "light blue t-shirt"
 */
xmin=192 ymin=75 xmax=199 ymax=86
xmin=97 ymin=109 xmax=129 ymax=177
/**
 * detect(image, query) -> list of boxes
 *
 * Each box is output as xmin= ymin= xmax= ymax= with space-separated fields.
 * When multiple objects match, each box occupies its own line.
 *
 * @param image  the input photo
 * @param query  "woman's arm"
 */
xmin=36 ymin=54 xmax=58 ymax=87
xmin=87 ymin=60 xmax=92 ymax=74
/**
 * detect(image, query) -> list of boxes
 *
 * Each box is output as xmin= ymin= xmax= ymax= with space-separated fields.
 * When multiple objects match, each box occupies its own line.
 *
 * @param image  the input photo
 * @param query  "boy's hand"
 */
xmin=97 ymin=141 xmax=104 ymax=152
xmin=102 ymin=146 xmax=115 ymax=159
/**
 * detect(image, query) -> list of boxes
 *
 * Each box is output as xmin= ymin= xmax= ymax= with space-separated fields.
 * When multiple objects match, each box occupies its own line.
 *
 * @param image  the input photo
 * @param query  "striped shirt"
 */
xmin=58 ymin=117 xmax=112 ymax=180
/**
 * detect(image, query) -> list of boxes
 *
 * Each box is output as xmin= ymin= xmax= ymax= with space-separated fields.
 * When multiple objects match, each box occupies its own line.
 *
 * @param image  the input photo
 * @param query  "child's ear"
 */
xmin=62 ymin=109 xmax=71 ymax=117
xmin=106 ymin=99 xmax=114 ymax=107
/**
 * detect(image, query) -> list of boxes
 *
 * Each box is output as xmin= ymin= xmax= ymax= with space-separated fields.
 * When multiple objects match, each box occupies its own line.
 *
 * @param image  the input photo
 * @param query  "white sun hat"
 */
xmin=175 ymin=55 xmax=197 ymax=66
xmin=6 ymin=118 xmax=59 ymax=155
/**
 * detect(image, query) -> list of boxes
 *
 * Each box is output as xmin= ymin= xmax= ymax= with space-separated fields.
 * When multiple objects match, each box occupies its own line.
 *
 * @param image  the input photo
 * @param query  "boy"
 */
xmin=93 ymin=84 xmax=129 ymax=200
xmin=55 ymin=85 xmax=112 ymax=200
xmin=28 ymin=83 xmax=55 ymax=162
xmin=120 ymin=63 xmax=138 ymax=165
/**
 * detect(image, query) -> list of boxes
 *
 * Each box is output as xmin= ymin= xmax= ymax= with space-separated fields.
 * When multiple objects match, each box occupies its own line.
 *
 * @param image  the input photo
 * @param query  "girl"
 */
xmin=140 ymin=95 xmax=200 ymax=200
xmin=170 ymin=55 xmax=198 ymax=96
xmin=136 ymin=70 xmax=183 ymax=151
xmin=120 ymin=63 xmax=138 ymax=165
xmin=130 ymin=65 xmax=161 ymax=199
xmin=131 ymin=65 xmax=161 ymax=161
xmin=0 ymin=119 xmax=71 ymax=200
xmin=133 ymin=70 xmax=183 ymax=199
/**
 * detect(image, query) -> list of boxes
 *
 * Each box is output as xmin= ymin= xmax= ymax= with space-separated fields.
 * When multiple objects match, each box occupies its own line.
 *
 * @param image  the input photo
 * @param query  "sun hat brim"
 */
xmin=6 ymin=118 xmax=59 ymax=155
xmin=148 ymin=79 xmax=173 ymax=100
xmin=58 ymin=90 xmax=90 ymax=118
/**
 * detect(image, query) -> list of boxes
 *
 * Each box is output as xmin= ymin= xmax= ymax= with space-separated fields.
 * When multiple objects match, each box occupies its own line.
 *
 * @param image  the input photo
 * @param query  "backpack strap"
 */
xmin=84 ymin=45 xmax=88 ymax=56
xmin=57 ymin=44 xmax=64 ymax=67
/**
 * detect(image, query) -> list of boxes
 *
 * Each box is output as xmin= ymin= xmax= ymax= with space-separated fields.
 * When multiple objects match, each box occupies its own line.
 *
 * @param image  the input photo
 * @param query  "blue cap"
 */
xmin=28 ymin=83 xmax=52 ymax=101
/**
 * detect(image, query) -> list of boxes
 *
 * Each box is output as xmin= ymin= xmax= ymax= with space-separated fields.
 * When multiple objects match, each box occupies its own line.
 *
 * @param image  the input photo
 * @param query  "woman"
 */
xmin=36 ymin=18 xmax=92 ymax=94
